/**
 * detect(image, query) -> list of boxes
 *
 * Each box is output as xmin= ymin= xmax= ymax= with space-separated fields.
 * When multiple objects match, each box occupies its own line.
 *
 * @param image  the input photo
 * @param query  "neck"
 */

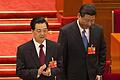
xmin=36 ymin=39 xmax=45 ymax=44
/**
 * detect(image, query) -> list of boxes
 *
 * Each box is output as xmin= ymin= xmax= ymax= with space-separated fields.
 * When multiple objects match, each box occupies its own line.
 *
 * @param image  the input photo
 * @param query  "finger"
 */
xmin=95 ymin=76 xmax=98 ymax=80
xmin=41 ymin=64 xmax=46 ymax=70
xmin=42 ymin=71 xmax=48 ymax=76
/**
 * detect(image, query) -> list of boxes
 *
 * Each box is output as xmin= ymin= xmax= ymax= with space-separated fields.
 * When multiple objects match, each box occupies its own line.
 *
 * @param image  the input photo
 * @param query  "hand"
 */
xmin=48 ymin=58 xmax=57 ymax=68
xmin=38 ymin=64 xmax=46 ymax=75
xmin=96 ymin=75 xmax=102 ymax=80
xmin=42 ymin=67 xmax=51 ymax=76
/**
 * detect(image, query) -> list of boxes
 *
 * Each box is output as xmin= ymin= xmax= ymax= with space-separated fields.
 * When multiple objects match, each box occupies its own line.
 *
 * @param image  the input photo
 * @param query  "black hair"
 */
xmin=79 ymin=4 xmax=96 ymax=17
xmin=30 ymin=17 xmax=48 ymax=30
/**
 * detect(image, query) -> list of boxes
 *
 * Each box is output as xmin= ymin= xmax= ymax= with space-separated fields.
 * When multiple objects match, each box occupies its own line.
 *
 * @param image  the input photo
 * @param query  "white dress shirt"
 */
xmin=33 ymin=38 xmax=46 ymax=57
xmin=77 ymin=20 xmax=89 ymax=43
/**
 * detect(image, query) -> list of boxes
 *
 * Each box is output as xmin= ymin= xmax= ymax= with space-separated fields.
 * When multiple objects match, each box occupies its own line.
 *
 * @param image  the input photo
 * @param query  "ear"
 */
xmin=77 ymin=13 xmax=82 ymax=20
xmin=31 ymin=29 xmax=34 ymax=33
xmin=77 ymin=13 xmax=81 ymax=18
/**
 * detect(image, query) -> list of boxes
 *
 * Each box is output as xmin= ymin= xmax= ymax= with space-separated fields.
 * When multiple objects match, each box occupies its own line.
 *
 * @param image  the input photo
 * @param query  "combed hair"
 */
xmin=30 ymin=17 xmax=48 ymax=30
xmin=79 ymin=4 xmax=96 ymax=17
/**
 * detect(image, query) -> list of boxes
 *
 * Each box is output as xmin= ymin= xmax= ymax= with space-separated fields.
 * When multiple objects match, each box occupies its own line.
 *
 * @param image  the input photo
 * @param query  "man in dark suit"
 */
xmin=16 ymin=17 xmax=60 ymax=80
xmin=57 ymin=4 xmax=106 ymax=80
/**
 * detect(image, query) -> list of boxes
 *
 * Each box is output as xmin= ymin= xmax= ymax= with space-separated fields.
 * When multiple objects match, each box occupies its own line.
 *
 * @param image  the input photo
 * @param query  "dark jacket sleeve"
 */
xmin=97 ymin=28 xmax=106 ymax=75
xmin=16 ymin=47 xmax=38 ymax=80
xmin=57 ymin=28 xmax=68 ymax=80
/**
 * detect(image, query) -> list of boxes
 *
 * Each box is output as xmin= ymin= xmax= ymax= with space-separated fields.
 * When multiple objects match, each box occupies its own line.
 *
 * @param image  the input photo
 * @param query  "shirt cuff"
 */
xmin=48 ymin=68 xmax=51 ymax=76
xmin=96 ymin=75 xmax=102 ymax=79
xmin=37 ymin=74 xmax=40 ymax=78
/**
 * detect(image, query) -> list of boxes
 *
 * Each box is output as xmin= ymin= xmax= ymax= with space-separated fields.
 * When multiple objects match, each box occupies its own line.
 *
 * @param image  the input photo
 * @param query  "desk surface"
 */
xmin=111 ymin=33 xmax=120 ymax=73
xmin=111 ymin=33 xmax=120 ymax=42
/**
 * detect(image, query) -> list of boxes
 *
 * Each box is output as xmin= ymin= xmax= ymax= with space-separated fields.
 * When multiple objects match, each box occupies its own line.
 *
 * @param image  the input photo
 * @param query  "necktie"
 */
xmin=82 ymin=30 xmax=88 ymax=50
xmin=39 ymin=44 xmax=45 ymax=65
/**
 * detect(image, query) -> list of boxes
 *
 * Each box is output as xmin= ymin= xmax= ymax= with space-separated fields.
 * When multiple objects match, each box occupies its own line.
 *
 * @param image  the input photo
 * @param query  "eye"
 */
xmin=35 ymin=28 xmax=48 ymax=33
xmin=36 ymin=29 xmax=41 ymax=33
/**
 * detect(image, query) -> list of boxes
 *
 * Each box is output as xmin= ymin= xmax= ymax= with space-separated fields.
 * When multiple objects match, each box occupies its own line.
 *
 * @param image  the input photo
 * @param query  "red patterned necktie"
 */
xmin=39 ymin=44 xmax=45 ymax=65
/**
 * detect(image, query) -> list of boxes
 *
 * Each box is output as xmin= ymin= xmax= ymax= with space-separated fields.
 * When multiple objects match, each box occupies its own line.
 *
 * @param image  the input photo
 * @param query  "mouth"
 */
xmin=39 ymin=35 xmax=44 ymax=38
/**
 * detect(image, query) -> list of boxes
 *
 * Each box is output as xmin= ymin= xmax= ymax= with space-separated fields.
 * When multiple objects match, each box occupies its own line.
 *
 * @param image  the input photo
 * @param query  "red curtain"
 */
xmin=114 ymin=10 xmax=120 ymax=33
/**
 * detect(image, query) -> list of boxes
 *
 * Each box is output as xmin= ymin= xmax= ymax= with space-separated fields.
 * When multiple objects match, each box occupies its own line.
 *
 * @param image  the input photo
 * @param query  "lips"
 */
xmin=39 ymin=35 xmax=44 ymax=38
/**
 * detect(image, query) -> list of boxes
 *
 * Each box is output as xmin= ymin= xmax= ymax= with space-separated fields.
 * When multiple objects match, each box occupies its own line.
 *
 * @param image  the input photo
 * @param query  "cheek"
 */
xmin=87 ymin=22 xmax=92 ymax=26
xmin=33 ymin=33 xmax=39 ymax=38
xmin=82 ymin=22 xmax=87 ymax=26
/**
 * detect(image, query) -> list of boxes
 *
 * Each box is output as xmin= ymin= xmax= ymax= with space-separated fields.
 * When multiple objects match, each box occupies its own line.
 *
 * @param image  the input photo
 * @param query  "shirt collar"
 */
xmin=33 ymin=38 xmax=46 ymax=48
xmin=77 ymin=19 xmax=89 ymax=35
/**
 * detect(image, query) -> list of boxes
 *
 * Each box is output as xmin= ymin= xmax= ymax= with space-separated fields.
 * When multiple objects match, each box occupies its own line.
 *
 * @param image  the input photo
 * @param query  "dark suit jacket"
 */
xmin=16 ymin=39 xmax=59 ymax=80
xmin=57 ymin=21 xmax=106 ymax=80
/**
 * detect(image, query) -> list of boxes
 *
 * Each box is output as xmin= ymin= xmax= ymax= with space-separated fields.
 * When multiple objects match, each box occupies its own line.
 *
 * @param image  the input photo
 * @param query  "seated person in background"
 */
xmin=16 ymin=17 xmax=60 ymax=80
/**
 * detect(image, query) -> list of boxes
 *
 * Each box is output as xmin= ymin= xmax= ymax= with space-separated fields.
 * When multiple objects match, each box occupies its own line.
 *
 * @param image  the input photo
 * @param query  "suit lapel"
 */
xmin=29 ymin=40 xmax=40 ymax=68
xmin=89 ymin=26 xmax=95 ymax=47
xmin=73 ymin=21 xmax=82 ymax=42
xmin=73 ymin=21 xmax=86 ymax=51
xmin=45 ymin=40 xmax=52 ymax=66
xmin=29 ymin=39 xmax=54 ymax=67
xmin=73 ymin=21 xmax=97 ymax=52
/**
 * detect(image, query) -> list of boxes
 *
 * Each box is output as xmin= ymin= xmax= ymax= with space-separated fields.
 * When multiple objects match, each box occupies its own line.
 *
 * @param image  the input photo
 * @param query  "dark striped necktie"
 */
xmin=82 ymin=30 xmax=88 ymax=50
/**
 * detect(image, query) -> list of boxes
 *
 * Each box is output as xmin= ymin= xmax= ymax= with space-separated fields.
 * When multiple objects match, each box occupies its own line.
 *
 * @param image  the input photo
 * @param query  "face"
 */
xmin=32 ymin=23 xmax=48 ymax=43
xmin=78 ymin=14 xmax=95 ymax=29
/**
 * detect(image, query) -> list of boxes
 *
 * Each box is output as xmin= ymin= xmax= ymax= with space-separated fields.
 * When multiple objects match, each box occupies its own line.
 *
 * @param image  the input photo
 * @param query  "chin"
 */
xmin=86 ymin=26 xmax=90 ymax=29
xmin=39 ymin=38 xmax=45 ymax=40
xmin=83 ymin=27 xmax=88 ymax=29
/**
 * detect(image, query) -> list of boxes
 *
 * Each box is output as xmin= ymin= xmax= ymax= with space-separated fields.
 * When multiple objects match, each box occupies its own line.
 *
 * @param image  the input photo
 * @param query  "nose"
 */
xmin=41 ymin=30 xmax=44 ymax=35
xmin=39 ymin=31 xmax=45 ymax=38
xmin=87 ymin=22 xmax=92 ymax=27
xmin=87 ymin=20 xmax=95 ymax=26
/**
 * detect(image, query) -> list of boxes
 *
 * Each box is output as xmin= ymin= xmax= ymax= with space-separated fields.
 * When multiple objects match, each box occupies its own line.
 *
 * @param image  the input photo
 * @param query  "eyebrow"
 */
xmin=36 ymin=28 xmax=47 ymax=30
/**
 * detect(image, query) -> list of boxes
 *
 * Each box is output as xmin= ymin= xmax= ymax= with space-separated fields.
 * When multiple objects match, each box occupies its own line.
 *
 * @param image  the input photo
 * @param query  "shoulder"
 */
xmin=46 ymin=39 xmax=57 ymax=46
xmin=61 ymin=20 xmax=77 ymax=31
xmin=59 ymin=21 xmax=77 ymax=35
xmin=17 ymin=40 xmax=33 ymax=49
xmin=92 ymin=23 xmax=104 ymax=31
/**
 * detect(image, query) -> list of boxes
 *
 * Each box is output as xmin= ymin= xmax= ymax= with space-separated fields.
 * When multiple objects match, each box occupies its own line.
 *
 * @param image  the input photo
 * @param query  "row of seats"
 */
xmin=0 ymin=18 xmax=61 ymax=31
xmin=0 ymin=11 xmax=76 ymax=31
xmin=0 ymin=11 xmax=59 ymax=18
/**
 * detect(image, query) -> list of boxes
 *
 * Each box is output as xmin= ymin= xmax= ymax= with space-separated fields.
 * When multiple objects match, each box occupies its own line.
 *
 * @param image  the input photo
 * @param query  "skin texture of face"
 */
xmin=78 ymin=14 xmax=95 ymax=29
xmin=32 ymin=23 xmax=48 ymax=44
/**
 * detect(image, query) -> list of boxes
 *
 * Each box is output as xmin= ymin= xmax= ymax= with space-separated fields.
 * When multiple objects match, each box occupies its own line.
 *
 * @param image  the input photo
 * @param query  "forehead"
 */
xmin=35 ymin=23 xmax=47 ymax=29
xmin=84 ymin=14 xmax=95 ymax=19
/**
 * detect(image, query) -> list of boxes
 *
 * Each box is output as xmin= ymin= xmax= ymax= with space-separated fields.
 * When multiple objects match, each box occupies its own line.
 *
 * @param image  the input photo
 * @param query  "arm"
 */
xmin=16 ymin=47 xmax=44 ymax=80
xmin=97 ymin=28 xmax=106 ymax=75
xmin=57 ymin=29 xmax=68 ymax=80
